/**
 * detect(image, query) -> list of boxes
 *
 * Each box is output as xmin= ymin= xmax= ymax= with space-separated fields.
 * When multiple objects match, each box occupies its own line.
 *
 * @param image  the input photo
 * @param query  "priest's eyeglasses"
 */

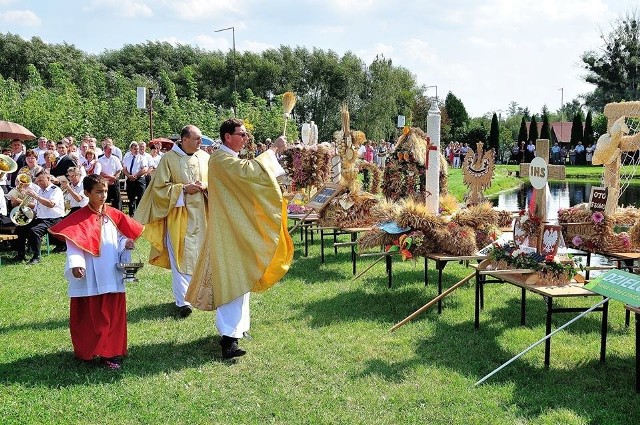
xmin=233 ymin=132 xmax=249 ymax=138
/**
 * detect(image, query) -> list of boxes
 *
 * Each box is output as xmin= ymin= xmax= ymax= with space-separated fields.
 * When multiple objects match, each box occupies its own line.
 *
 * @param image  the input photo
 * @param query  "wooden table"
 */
xmin=474 ymin=266 xmax=609 ymax=367
xmin=424 ymin=253 xmax=487 ymax=313
xmin=0 ymin=234 xmax=18 ymax=267
xmin=288 ymin=213 xmax=319 ymax=257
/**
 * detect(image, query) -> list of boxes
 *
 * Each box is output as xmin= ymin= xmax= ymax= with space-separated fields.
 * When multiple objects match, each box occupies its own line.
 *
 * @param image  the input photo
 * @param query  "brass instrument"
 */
xmin=9 ymin=196 xmax=35 ymax=225
xmin=0 ymin=153 xmax=18 ymax=180
xmin=9 ymin=173 xmax=35 ymax=225
xmin=57 ymin=176 xmax=72 ymax=215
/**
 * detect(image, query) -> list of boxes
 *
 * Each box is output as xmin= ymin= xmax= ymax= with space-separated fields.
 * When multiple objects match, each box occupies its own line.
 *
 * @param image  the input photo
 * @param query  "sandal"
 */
xmin=101 ymin=357 xmax=122 ymax=370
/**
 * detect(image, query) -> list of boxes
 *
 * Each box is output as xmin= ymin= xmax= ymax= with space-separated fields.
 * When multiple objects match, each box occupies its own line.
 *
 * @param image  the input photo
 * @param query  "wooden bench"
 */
xmin=0 ymin=234 xmax=18 ymax=267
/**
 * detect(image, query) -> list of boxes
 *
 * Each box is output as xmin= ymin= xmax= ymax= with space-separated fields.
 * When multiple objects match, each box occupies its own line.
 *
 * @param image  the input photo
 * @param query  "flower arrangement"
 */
xmin=486 ymin=242 xmax=579 ymax=286
xmin=385 ymin=230 xmax=425 ymax=261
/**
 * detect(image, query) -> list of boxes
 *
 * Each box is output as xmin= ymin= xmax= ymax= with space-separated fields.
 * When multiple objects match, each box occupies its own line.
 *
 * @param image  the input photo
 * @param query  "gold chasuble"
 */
xmin=134 ymin=146 xmax=209 ymax=275
xmin=186 ymin=149 xmax=293 ymax=310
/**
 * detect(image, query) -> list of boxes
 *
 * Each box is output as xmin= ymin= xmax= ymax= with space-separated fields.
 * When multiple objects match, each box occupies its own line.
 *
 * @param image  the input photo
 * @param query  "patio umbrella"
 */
xmin=149 ymin=137 xmax=174 ymax=151
xmin=201 ymin=135 xmax=215 ymax=146
xmin=0 ymin=120 xmax=36 ymax=140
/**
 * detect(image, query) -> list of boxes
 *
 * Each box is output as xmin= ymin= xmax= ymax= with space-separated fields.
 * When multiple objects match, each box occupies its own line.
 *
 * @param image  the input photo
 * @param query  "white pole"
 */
xmin=474 ymin=297 xmax=609 ymax=386
xmin=425 ymin=101 xmax=441 ymax=214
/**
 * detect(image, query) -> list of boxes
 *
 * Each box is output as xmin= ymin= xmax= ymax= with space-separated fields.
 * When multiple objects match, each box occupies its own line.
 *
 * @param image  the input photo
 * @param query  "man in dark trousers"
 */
xmin=122 ymin=142 xmax=148 ymax=216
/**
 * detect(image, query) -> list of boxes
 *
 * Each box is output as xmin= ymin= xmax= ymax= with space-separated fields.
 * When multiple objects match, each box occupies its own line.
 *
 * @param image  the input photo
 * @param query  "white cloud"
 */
xmin=167 ymin=0 xmax=239 ymax=20
xmin=320 ymin=0 xmax=375 ymax=13
xmin=85 ymin=0 xmax=152 ymax=18
xmin=242 ymin=40 xmax=275 ymax=53
xmin=356 ymin=43 xmax=394 ymax=64
xmin=0 ymin=10 xmax=41 ymax=26
xmin=191 ymin=35 xmax=230 ymax=51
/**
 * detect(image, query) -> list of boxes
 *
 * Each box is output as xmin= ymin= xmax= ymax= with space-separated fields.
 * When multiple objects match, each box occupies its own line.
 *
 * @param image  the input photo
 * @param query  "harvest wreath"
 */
xmin=558 ymin=204 xmax=640 ymax=253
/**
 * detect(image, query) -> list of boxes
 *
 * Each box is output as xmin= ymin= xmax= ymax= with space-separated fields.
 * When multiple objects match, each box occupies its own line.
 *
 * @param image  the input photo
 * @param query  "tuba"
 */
xmin=9 ymin=173 xmax=35 ymax=226
xmin=0 ymin=153 xmax=18 ymax=180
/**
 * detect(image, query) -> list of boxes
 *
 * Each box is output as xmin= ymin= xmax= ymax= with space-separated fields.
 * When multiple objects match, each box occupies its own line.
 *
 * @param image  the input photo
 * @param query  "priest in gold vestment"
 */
xmin=187 ymin=118 xmax=293 ymax=359
xmin=134 ymin=125 xmax=209 ymax=318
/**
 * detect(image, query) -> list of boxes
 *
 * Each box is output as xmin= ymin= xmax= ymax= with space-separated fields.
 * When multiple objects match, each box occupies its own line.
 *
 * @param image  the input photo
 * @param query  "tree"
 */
xmin=487 ymin=113 xmax=499 ymax=151
xmin=528 ymin=116 xmax=538 ymax=142
xmin=582 ymin=11 xmax=640 ymax=110
xmin=584 ymin=110 xmax=595 ymax=146
xmin=560 ymin=99 xmax=583 ymax=122
xmin=540 ymin=113 xmax=552 ymax=140
xmin=571 ymin=112 xmax=584 ymax=145
xmin=518 ymin=116 xmax=528 ymax=142
xmin=444 ymin=91 xmax=469 ymax=140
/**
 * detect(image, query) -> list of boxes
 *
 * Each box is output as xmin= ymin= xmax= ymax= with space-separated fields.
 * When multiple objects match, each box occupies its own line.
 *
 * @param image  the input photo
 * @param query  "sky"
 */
xmin=0 ymin=0 xmax=637 ymax=118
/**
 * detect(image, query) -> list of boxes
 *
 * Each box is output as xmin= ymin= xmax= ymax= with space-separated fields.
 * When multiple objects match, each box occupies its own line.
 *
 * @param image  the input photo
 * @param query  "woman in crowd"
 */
xmin=83 ymin=149 xmax=102 ymax=176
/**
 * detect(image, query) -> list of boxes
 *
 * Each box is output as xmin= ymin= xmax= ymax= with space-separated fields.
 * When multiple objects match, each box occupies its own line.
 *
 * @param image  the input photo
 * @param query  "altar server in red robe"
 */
xmin=49 ymin=174 xmax=144 ymax=369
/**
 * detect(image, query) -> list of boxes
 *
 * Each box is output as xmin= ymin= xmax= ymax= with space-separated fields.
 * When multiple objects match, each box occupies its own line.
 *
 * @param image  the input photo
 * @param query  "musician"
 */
xmin=11 ymin=171 xmax=65 ymax=264
xmin=61 ymin=167 xmax=88 ymax=214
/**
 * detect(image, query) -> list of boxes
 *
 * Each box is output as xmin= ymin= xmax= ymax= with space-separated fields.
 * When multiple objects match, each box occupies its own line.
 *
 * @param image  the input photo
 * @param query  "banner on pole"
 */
xmin=585 ymin=269 xmax=640 ymax=307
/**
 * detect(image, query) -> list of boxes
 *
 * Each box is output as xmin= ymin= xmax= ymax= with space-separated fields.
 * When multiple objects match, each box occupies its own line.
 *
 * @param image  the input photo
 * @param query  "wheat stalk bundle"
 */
xmin=282 ymin=91 xmax=297 ymax=135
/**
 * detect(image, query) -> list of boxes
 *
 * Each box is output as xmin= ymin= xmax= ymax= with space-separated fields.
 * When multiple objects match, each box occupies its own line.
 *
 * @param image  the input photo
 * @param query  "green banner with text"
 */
xmin=585 ymin=269 xmax=640 ymax=307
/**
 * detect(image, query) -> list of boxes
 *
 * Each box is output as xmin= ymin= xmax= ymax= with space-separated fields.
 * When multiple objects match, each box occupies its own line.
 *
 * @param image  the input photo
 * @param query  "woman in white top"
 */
xmin=83 ymin=149 xmax=102 ymax=176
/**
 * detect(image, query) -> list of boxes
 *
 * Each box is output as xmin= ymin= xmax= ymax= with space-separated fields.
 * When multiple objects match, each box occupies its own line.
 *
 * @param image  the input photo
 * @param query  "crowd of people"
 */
xmin=0 ymin=120 xmax=294 ymax=369
xmin=508 ymin=140 xmax=595 ymax=165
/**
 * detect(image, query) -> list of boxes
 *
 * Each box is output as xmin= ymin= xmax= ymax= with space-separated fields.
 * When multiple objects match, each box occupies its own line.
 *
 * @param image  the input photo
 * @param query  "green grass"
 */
xmin=2 ymin=234 xmax=640 ymax=424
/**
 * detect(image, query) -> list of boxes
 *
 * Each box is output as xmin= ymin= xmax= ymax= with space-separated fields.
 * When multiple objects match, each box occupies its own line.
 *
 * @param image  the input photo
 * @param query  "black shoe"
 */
xmin=10 ymin=255 xmax=25 ymax=263
xmin=178 ymin=305 xmax=193 ymax=318
xmin=28 ymin=257 xmax=40 ymax=265
xmin=220 ymin=336 xmax=246 ymax=359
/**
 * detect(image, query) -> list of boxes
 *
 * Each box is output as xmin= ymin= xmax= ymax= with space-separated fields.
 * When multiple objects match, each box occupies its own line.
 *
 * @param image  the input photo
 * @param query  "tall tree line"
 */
xmin=0 ymin=34 xmax=423 ymax=145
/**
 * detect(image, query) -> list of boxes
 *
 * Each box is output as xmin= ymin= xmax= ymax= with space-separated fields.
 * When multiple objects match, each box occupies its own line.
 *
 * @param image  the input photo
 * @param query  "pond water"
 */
xmin=492 ymin=181 xmax=640 ymax=221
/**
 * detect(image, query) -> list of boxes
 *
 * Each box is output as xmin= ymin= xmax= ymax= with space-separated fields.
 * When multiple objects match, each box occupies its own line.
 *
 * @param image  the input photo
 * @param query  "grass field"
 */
xmin=3 ymin=167 xmax=640 ymax=424
xmin=2 ymin=231 xmax=640 ymax=424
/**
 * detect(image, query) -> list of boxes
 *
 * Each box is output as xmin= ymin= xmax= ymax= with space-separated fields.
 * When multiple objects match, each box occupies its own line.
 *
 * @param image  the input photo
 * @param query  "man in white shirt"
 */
xmin=87 ymin=138 xmax=103 ymax=157
xmin=33 ymin=137 xmax=48 ymax=165
xmin=98 ymin=143 xmax=123 ymax=210
xmin=61 ymin=167 xmax=88 ymax=214
xmin=11 ymin=171 xmax=65 ymax=264
xmin=138 ymin=142 xmax=154 ymax=185
xmin=103 ymin=137 xmax=123 ymax=161
xmin=122 ymin=142 xmax=148 ymax=216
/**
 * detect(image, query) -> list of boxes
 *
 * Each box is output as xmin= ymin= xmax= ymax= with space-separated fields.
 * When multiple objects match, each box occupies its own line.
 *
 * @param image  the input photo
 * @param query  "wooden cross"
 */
xmin=518 ymin=139 xmax=566 ymax=222
xmin=519 ymin=139 xmax=566 ymax=180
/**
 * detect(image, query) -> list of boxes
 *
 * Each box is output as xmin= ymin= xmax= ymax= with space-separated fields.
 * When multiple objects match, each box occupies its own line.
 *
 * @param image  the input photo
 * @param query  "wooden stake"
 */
xmin=288 ymin=209 xmax=314 ymax=234
xmin=390 ymin=272 xmax=475 ymax=332
xmin=351 ymin=254 xmax=387 ymax=281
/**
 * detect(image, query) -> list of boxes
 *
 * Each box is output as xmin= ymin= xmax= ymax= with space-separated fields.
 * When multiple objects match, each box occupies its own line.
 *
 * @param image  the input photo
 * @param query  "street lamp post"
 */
xmin=559 ymin=87 xmax=564 ymax=141
xmin=215 ymin=26 xmax=237 ymax=116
